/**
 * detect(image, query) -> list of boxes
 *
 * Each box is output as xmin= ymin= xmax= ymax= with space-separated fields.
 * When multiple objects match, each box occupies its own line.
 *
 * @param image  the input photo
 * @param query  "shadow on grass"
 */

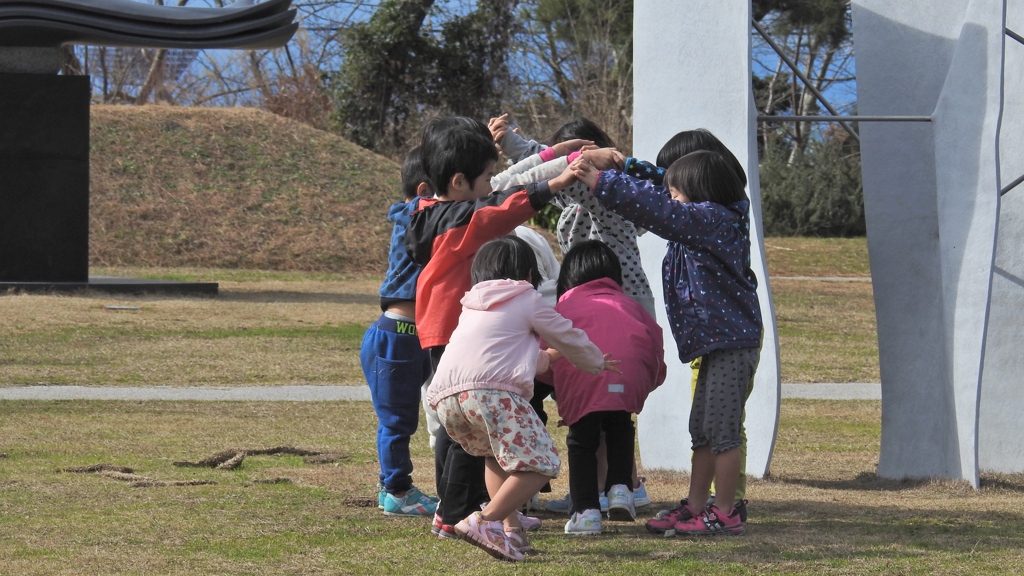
xmin=218 ymin=291 xmax=379 ymax=305
xmin=768 ymin=471 xmax=1024 ymax=493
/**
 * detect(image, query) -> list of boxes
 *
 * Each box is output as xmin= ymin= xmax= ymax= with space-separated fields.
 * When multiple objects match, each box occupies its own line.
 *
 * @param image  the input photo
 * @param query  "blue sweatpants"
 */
xmin=359 ymin=312 xmax=432 ymax=494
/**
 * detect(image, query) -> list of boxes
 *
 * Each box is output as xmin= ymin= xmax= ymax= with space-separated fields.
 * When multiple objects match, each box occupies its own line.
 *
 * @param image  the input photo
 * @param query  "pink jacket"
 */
xmin=426 ymin=279 xmax=606 ymax=408
xmin=539 ymin=278 xmax=666 ymax=426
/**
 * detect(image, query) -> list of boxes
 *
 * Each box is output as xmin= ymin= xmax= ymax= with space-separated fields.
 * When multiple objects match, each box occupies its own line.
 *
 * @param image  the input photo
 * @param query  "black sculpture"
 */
xmin=0 ymin=0 xmax=297 ymax=293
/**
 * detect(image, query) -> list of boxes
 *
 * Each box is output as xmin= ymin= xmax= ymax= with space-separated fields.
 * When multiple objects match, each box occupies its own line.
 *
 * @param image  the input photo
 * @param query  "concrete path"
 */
xmin=0 ymin=383 xmax=881 ymax=401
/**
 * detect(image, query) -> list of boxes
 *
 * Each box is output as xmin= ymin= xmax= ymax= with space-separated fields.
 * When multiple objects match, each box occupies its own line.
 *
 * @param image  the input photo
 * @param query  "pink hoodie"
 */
xmin=539 ymin=278 xmax=666 ymax=426
xmin=426 ymin=279 xmax=605 ymax=408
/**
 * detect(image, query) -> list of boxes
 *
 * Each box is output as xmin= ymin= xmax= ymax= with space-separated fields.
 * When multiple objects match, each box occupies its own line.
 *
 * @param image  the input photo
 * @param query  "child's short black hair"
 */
xmin=471 ymin=236 xmax=541 ymax=289
xmin=556 ymin=240 xmax=622 ymax=300
xmin=665 ymin=150 xmax=747 ymax=206
xmin=656 ymin=128 xmax=747 ymax=187
xmin=401 ymin=146 xmax=430 ymax=199
xmin=425 ymin=127 xmax=499 ymax=197
xmin=548 ymin=117 xmax=615 ymax=149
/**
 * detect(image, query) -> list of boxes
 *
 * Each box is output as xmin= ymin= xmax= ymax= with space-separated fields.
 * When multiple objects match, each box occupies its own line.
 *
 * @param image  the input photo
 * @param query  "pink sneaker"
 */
xmin=674 ymin=504 xmax=745 ymax=536
xmin=645 ymin=499 xmax=696 ymax=534
xmin=517 ymin=510 xmax=541 ymax=531
xmin=454 ymin=512 xmax=523 ymax=562
xmin=505 ymin=527 xmax=531 ymax=553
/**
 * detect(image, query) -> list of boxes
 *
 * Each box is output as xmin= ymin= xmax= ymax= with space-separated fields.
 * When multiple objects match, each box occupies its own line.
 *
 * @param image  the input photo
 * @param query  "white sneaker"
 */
xmin=522 ymin=492 xmax=540 ymax=513
xmin=606 ymin=484 xmax=636 ymax=521
xmin=633 ymin=478 xmax=651 ymax=508
xmin=564 ymin=509 xmax=602 ymax=535
xmin=545 ymin=493 xmax=572 ymax=514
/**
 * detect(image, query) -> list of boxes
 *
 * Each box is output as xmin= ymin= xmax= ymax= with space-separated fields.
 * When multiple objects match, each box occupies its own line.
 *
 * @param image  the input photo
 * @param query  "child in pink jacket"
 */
xmin=426 ymin=236 xmax=620 ymax=562
xmin=543 ymin=240 xmax=666 ymax=535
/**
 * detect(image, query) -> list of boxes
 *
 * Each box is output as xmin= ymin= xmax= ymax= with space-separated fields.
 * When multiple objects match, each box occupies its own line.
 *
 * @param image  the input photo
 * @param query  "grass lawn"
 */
xmin=0 ymin=237 xmax=880 ymax=387
xmin=1 ymin=399 xmax=1022 ymax=575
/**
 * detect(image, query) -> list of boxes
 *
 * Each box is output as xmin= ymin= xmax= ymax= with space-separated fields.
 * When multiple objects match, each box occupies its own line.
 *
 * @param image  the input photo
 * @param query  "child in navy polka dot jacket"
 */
xmin=572 ymin=147 xmax=762 ymax=536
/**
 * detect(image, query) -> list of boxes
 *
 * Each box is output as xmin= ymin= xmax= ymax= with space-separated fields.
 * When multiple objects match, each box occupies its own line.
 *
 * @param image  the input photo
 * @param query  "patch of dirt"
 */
xmin=58 ymin=463 xmax=134 ymax=474
xmin=253 ymin=477 xmax=292 ymax=485
xmin=173 ymin=446 xmax=348 ymax=470
xmin=99 ymin=470 xmax=217 ymax=488
xmin=342 ymin=497 xmax=377 ymax=508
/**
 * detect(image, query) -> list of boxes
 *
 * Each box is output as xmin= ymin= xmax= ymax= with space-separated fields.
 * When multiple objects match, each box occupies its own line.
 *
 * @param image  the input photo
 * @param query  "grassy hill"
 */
xmin=89 ymin=106 xmax=401 ymax=274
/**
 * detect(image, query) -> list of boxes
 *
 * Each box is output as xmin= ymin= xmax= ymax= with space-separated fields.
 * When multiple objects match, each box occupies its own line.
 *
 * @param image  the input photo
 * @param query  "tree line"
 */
xmin=67 ymin=0 xmax=863 ymax=237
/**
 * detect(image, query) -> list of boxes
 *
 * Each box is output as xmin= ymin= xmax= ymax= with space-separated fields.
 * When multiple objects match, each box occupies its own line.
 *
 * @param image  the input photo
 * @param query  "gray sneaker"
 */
xmin=606 ymin=484 xmax=636 ymax=521
xmin=545 ymin=493 xmax=572 ymax=514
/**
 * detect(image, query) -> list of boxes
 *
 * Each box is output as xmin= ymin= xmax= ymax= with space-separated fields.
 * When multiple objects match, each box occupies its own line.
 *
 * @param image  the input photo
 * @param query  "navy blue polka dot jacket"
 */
xmin=592 ymin=169 xmax=762 ymax=363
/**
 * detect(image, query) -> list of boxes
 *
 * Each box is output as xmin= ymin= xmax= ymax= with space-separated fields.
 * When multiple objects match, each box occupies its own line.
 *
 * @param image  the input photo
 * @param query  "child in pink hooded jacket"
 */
xmin=427 ymin=236 xmax=620 ymax=562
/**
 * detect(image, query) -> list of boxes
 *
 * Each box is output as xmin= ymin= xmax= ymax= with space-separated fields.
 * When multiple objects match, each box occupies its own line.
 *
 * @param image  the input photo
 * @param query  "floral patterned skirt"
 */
xmin=436 ymin=389 xmax=560 ymax=477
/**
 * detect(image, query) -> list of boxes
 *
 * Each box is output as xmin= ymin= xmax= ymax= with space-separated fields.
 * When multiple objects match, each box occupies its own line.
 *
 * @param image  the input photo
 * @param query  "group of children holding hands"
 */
xmin=359 ymin=114 xmax=763 ymax=562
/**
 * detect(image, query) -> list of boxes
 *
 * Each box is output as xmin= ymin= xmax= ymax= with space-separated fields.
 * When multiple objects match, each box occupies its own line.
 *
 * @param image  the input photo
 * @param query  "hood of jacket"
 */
xmin=460 ymin=279 xmax=535 ymax=311
xmin=557 ymin=277 xmax=622 ymax=304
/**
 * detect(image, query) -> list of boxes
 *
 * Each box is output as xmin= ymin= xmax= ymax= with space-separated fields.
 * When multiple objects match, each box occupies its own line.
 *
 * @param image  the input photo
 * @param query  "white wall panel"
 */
xmin=633 ymin=0 xmax=780 ymax=476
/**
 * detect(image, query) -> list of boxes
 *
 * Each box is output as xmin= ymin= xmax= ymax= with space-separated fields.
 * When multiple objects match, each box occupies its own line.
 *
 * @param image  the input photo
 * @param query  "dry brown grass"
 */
xmin=3 ymin=399 xmax=1021 ymax=575
xmin=0 ymin=273 xmax=381 ymax=387
xmin=90 ymin=106 xmax=401 ymax=273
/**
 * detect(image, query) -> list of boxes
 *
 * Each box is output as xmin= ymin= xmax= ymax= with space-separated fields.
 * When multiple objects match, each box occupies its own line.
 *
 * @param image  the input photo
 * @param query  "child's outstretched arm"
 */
xmin=624 ymin=157 xmax=666 ymax=185
xmin=571 ymin=159 xmax=734 ymax=247
xmin=491 ymin=138 xmax=594 ymax=191
xmin=488 ymin=113 xmax=547 ymax=163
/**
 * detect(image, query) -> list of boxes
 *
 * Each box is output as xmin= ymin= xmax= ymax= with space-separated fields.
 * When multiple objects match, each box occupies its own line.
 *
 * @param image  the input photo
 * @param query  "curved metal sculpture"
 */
xmin=0 ymin=0 xmax=297 ymax=49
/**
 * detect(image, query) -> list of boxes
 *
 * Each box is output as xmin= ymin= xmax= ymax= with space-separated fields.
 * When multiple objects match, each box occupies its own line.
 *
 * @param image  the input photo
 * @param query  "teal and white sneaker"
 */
xmin=564 ymin=509 xmax=602 ymax=535
xmin=633 ymin=477 xmax=651 ymax=508
xmin=382 ymin=486 xmax=438 ymax=517
xmin=377 ymin=483 xmax=386 ymax=510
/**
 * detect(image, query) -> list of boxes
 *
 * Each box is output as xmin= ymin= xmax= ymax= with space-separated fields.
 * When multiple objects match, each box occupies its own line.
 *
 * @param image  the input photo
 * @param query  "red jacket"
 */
xmin=405 ymin=183 xmax=553 ymax=349
xmin=539 ymin=278 xmax=667 ymax=426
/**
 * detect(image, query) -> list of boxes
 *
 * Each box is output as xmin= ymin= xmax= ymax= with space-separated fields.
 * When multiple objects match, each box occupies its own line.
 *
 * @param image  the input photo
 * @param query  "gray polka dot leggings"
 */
xmin=689 ymin=347 xmax=760 ymax=454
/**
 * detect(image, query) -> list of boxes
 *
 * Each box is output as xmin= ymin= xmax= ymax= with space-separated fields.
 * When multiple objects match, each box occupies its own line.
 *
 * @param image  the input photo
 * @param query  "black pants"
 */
xmin=431 ymin=346 xmax=487 ymax=525
xmin=566 ymin=410 xmax=634 ymax=515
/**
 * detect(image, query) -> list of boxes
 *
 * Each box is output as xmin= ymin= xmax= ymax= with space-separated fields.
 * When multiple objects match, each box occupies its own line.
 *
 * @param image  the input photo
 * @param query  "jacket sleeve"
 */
xmin=492 ymin=155 xmax=567 ymax=192
xmin=405 ymin=184 xmax=554 ymax=266
xmin=500 ymin=130 xmax=547 ymax=164
xmin=591 ymin=169 xmax=736 ymax=247
xmin=625 ymin=158 xmax=666 ymax=185
xmin=529 ymin=292 xmax=604 ymax=375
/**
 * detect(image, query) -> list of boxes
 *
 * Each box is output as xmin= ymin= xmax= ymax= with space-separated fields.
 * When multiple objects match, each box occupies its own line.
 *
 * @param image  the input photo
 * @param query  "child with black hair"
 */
xmin=573 ymin=148 xmax=763 ymax=537
xmin=405 ymin=118 xmax=579 ymax=539
xmin=359 ymin=146 xmax=437 ymax=517
xmin=621 ymin=129 xmax=754 ymax=531
xmin=426 ymin=236 xmax=621 ymax=562
xmin=488 ymin=115 xmax=656 ymax=318
xmin=539 ymin=240 xmax=666 ymax=535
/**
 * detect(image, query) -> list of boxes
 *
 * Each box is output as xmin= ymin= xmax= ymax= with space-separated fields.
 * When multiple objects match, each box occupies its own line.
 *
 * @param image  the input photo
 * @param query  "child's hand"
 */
xmin=546 ymin=348 xmax=564 ymax=363
xmin=570 ymin=156 xmax=600 ymax=189
xmin=488 ymin=113 xmax=510 ymax=144
xmin=548 ymin=163 xmax=577 ymax=193
xmin=550 ymin=138 xmax=594 ymax=158
xmin=581 ymin=148 xmax=626 ymax=170
xmin=602 ymin=353 xmax=623 ymax=374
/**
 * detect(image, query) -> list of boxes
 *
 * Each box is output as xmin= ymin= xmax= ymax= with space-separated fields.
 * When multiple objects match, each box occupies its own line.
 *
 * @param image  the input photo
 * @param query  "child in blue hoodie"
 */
xmin=573 ymin=148 xmax=762 ymax=536
xmin=360 ymin=146 xmax=438 ymax=517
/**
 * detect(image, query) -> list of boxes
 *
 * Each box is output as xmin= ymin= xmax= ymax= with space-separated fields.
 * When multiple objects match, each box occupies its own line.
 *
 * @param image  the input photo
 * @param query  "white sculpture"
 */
xmin=634 ymin=0 xmax=1023 ymax=487
xmin=633 ymin=0 xmax=781 ymax=478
